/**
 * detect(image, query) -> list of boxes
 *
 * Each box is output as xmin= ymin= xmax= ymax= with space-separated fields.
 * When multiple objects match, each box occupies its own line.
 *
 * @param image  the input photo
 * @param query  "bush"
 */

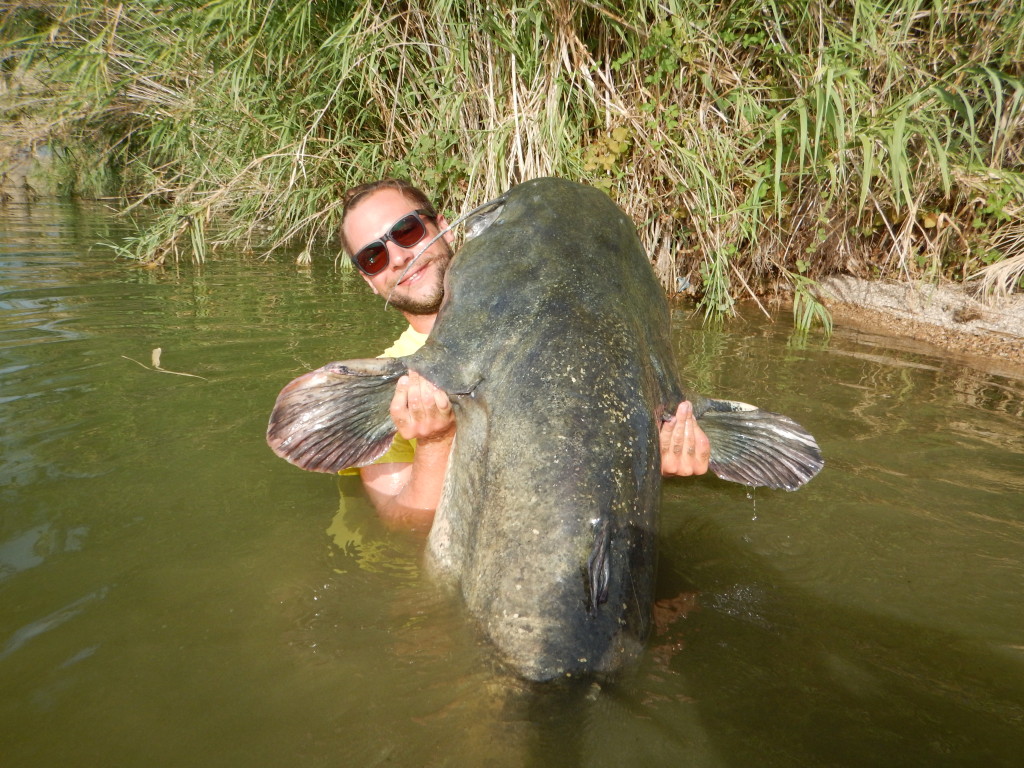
xmin=3 ymin=0 xmax=1023 ymax=324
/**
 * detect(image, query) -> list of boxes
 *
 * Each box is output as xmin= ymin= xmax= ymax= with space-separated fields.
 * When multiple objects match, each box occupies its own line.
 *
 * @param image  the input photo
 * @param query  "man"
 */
xmin=340 ymin=179 xmax=711 ymax=529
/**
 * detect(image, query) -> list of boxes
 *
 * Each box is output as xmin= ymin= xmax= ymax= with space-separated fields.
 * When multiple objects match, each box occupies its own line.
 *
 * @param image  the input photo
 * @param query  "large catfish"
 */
xmin=267 ymin=178 xmax=822 ymax=681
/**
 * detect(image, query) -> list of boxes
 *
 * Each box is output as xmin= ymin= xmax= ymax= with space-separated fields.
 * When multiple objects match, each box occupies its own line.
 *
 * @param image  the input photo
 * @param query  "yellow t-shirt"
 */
xmin=338 ymin=326 xmax=428 ymax=474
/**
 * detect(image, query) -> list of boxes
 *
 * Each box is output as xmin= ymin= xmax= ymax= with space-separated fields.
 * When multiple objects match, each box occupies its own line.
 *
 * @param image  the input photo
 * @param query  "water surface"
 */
xmin=2 ymin=202 xmax=1022 ymax=767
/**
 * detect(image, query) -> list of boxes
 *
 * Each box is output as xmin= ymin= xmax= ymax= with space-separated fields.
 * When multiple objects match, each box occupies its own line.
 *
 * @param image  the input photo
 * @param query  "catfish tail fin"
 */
xmin=696 ymin=398 xmax=823 ymax=491
xmin=267 ymin=358 xmax=406 ymax=474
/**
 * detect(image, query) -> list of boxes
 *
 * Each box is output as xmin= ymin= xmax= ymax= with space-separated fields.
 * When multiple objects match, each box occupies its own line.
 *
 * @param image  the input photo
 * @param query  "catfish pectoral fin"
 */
xmin=267 ymin=358 xmax=407 ymax=474
xmin=697 ymin=398 xmax=823 ymax=491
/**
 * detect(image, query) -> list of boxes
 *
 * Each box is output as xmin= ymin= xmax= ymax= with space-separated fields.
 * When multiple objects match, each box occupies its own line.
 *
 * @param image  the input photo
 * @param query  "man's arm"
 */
xmin=362 ymin=385 xmax=708 ymax=528
xmin=359 ymin=372 xmax=454 ymax=529
xmin=660 ymin=401 xmax=711 ymax=477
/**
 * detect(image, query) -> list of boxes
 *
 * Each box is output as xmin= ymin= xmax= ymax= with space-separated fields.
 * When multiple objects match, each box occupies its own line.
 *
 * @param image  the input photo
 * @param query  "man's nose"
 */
xmin=386 ymin=240 xmax=415 ymax=269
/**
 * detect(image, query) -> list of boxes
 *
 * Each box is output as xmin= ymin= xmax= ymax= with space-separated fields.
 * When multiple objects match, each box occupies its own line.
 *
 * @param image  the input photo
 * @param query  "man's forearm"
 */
xmin=361 ymin=433 xmax=454 ymax=529
xmin=390 ymin=434 xmax=453 ymax=515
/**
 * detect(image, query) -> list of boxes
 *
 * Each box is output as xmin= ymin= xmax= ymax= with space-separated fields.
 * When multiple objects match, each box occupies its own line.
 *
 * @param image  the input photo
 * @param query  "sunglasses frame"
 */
xmin=352 ymin=209 xmax=435 ymax=276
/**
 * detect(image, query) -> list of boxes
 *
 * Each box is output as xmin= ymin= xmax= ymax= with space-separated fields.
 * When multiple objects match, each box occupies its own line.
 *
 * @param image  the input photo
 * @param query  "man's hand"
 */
xmin=390 ymin=371 xmax=455 ymax=443
xmin=660 ymin=401 xmax=710 ymax=477
xmin=359 ymin=371 xmax=455 ymax=530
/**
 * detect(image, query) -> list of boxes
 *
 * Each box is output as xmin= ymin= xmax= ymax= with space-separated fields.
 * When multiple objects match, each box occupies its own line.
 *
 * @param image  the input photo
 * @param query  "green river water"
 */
xmin=2 ymin=202 xmax=1023 ymax=767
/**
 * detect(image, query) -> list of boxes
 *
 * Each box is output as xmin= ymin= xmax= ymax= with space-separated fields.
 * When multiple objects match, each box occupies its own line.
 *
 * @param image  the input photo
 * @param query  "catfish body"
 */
xmin=268 ymin=178 xmax=822 ymax=681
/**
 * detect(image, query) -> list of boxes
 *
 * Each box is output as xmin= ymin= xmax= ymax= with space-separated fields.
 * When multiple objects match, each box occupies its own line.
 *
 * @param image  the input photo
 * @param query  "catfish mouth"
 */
xmin=386 ymin=192 xmax=509 ymax=308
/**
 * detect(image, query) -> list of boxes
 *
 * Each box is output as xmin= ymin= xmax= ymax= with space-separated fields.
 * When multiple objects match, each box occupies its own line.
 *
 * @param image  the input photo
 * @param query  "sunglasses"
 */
xmin=352 ymin=209 xmax=435 ymax=276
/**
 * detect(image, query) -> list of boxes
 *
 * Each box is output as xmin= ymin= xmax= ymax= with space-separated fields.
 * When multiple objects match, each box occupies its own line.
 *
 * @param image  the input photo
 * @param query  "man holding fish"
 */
xmin=339 ymin=178 xmax=710 ymax=529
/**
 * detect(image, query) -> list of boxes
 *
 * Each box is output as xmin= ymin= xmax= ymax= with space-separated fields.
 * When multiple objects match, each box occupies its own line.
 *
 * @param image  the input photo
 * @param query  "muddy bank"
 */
xmin=0 ymin=142 xmax=55 ymax=202
xmin=816 ymin=276 xmax=1024 ymax=376
xmin=1 ymin=68 xmax=57 ymax=201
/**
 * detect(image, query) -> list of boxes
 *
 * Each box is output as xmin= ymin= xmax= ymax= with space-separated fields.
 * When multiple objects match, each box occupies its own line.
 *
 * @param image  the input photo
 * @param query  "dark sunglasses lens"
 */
xmin=352 ymin=213 xmax=429 ymax=275
xmin=355 ymin=243 xmax=388 ymax=275
xmin=390 ymin=214 xmax=427 ymax=247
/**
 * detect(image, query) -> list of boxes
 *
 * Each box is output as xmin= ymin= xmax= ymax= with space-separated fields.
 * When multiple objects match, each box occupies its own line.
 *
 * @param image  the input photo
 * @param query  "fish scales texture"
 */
xmin=414 ymin=179 xmax=679 ymax=680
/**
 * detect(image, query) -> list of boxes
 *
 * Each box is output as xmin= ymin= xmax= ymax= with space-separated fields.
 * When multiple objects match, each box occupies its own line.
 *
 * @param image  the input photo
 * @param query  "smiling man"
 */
xmin=340 ymin=178 xmax=710 ymax=529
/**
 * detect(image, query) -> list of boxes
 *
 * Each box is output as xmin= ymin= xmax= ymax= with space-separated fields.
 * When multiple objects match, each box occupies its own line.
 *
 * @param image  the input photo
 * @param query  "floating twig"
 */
xmin=122 ymin=347 xmax=208 ymax=380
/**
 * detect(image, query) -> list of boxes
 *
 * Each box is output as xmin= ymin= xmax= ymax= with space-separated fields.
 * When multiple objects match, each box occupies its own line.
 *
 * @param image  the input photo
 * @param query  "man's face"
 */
xmin=343 ymin=189 xmax=454 ymax=316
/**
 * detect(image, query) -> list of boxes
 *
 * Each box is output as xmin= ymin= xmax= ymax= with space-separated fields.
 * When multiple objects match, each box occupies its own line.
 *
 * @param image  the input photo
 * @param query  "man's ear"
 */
xmin=437 ymin=215 xmax=456 ymax=245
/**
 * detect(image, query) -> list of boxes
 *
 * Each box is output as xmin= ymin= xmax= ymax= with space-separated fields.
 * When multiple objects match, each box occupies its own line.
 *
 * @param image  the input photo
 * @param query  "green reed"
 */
xmin=2 ymin=0 xmax=1022 ymax=328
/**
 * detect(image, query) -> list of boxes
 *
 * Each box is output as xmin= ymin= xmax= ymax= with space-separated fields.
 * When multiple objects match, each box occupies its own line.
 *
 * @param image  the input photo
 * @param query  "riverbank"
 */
xmin=0 ymin=89 xmax=58 ymax=202
xmin=0 ymin=142 xmax=54 ymax=202
xmin=815 ymin=276 xmax=1024 ymax=377
xmin=3 ymin=122 xmax=1022 ymax=374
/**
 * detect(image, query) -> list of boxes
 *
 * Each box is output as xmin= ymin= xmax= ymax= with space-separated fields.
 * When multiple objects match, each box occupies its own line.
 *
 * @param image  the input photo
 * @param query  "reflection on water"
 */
xmin=0 ymin=587 xmax=108 ymax=662
xmin=2 ymin=202 xmax=1023 ymax=767
xmin=0 ymin=523 xmax=88 ymax=582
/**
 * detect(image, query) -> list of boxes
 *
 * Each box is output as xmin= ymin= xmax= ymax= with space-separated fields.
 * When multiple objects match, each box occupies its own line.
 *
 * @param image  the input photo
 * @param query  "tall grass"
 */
xmin=3 ymin=0 xmax=1023 ymax=326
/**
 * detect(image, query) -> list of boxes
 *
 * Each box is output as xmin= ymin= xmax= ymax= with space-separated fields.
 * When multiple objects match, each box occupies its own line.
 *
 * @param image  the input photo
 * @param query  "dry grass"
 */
xmin=3 ymin=0 xmax=1023 ymax=328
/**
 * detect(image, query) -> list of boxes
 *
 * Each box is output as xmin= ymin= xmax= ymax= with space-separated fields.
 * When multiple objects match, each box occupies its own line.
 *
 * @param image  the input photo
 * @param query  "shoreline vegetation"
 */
xmin=1 ymin=1 xmax=1023 ymax=333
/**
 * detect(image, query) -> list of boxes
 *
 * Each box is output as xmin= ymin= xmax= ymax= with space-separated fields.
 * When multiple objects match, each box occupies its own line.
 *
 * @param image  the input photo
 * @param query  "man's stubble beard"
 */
xmin=385 ymin=243 xmax=453 ymax=316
